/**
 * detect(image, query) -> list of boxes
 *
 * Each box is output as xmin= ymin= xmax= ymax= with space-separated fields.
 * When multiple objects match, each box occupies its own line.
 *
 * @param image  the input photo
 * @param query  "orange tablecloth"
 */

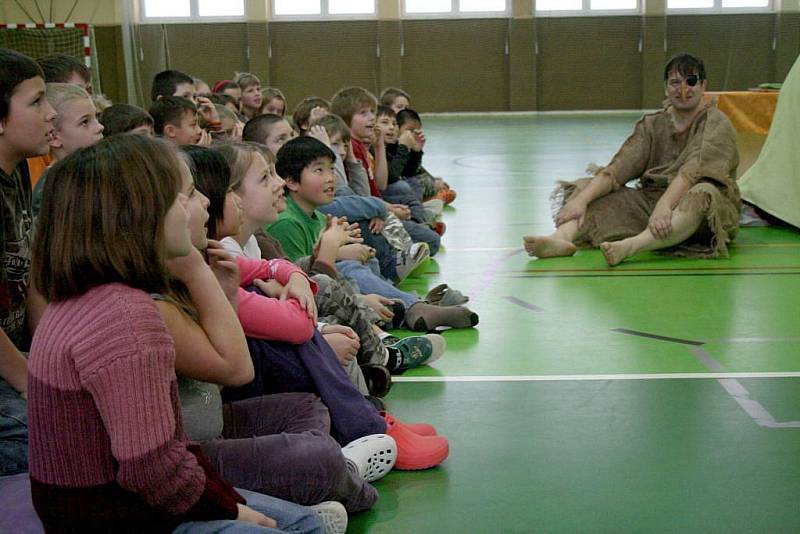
xmin=704 ymin=91 xmax=779 ymax=135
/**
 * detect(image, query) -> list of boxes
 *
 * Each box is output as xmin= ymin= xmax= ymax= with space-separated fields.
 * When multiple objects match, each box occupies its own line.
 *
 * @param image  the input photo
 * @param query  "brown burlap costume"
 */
xmin=554 ymin=104 xmax=741 ymax=258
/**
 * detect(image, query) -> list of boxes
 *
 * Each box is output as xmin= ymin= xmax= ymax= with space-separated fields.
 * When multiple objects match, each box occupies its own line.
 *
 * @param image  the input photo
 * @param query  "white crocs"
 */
xmin=341 ymin=433 xmax=398 ymax=482
xmin=309 ymin=501 xmax=348 ymax=534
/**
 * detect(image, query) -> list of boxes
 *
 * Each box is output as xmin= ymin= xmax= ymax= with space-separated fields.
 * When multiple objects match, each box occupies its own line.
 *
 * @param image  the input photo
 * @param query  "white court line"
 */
xmin=393 ymin=372 xmax=800 ymax=383
xmin=687 ymin=346 xmax=800 ymax=428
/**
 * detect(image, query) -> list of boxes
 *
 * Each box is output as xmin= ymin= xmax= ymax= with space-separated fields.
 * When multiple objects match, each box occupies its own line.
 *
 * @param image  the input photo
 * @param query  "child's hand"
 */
xmin=321 ymin=217 xmax=348 ymax=246
xmin=166 ymin=247 xmax=208 ymax=284
xmin=237 ymin=504 xmax=277 ymax=529
xmin=362 ymin=294 xmax=395 ymax=323
xmin=414 ymin=129 xmax=426 ymax=151
xmin=373 ymin=125 xmax=384 ymax=147
xmin=399 ymin=130 xmax=416 ymax=149
xmin=280 ymin=272 xmax=318 ymax=322
xmin=197 ymin=129 xmax=213 ymax=146
xmin=322 ymin=327 xmax=360 ymax=366
xmin=196 ymin=96 xmax=220 ymax=124
xmin=337 ymin=243 xmax=375 ymax=263
xmin=309 ymin=106 xmax=328 ymax=123
xmin=388 ymin=204 xmax=411 ymax=220
xmin=344 ymin=221 xmax=362 ymax=243
xmin=253 ymin=278 xmax=284 ymax=298
xmin=345 ymin=139 xmax=358 ymax=162
xmin=308 ymin=125 xmax=331 ymax=147
xmin=206 ymin=240 xmax=239 ymax=309
xmin=231 ymin=120 xmax=245 ymax=142
xmin=368 ymin=217 xmax=385 ymax=234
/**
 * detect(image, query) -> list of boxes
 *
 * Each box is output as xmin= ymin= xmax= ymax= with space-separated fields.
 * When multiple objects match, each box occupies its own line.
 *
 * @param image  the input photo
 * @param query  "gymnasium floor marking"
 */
xmin=687 ymin=346 xmax=800 ymax=428
xmin=612 ymin=328 xmax=705 ymax=346
xmin=501 ymin=296 xmax=545 ymax=312
xmin=504 ymin=271 xmax=800 ymax=278
xmin=392 ymin=372 xmax=800 ymax=382
xmin=514 ymin=265 xmax=800 ymax=272
xmin=713 ymin=336 xmax=800 ymax=343
xmin=466 ymin=248 xmax=523 ymax=298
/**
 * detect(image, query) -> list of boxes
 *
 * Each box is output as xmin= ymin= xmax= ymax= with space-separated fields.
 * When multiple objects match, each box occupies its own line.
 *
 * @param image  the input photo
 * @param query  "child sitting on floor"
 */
xmin=293 ymin=97 xmax=330 ymax=135
xmin=269 ymin=136 xmax=479 ymax=332
xmin=243 ymin=114 xmax=429 ymax=283
xmin=0 ymin=48 xmax=56 ymax=478
xmin=168 ymin=144 xmax=388 ymax=515
xmin=151 ymin=69 xmax=221 ymax=134
xmin=234 ymin=72 xmax=264 ymax=121
xmin=25 ymin=54 xmax=93 ymax=188
xmin=243 ymin=113 xmax=297 ymax=155
xmin=375 ymin=105 xmax=442 ymax=232
xmin=28 ymin=133 xmax=324 ymax=532
xmin=214 ymin=79 xmax=242 ymax=106
xmin=262 ymin=87 xmax=287 ymax=116
xmin=99 ymin=103 xmax=154 ymax=136
xmin=331 ymin=87 xmax=441 ymax=254
xmin=174 ymin=143 xmax=450 ymax=471
xmin=397 ymin=108 xmax=457 ymax=205
xmin=309 ymin=113 xmax=418 ymax=255
xmin=32 ymin=83 xmax=104 ymax=216
xmin=212 ymin=142 xmax=444 ymax=378
xmin=150 ymin=96 xmax=207 ymax=145
xmin=379 ymin=87 xmax=410 ymax=114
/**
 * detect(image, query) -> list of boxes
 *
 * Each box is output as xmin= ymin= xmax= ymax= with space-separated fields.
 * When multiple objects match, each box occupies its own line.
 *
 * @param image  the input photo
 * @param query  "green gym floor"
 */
xmin=349 ymin=113 xmax=800 ymax=533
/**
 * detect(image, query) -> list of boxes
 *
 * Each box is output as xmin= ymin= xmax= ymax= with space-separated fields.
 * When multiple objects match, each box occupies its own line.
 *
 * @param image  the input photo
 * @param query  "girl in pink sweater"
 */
xmin=27 ymin=135 xmax=322 ymax=533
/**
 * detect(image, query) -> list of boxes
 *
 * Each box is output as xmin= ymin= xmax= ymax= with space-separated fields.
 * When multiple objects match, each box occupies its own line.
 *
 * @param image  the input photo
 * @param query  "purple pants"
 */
xmin=222 ymin=329 xmax=387 ymax=446
xmin=202 ymin=393 xmax=377 ymax=513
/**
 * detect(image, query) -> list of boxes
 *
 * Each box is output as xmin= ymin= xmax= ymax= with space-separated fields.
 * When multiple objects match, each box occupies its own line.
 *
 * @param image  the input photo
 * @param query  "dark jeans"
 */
xmin=357 ymin=220 xmax=400 ymax=281
xmin=401 ymin=220 xmax=441 ymax=256
xmin=383 ymin=180 xmax=429 ymax=223
xmin=0 ymin=378 xmax=27 ymax=476
xmin=221 ymin=328 xmax=386 ymax=446
xmin=202 ymin=393 xmax=377 ymax=513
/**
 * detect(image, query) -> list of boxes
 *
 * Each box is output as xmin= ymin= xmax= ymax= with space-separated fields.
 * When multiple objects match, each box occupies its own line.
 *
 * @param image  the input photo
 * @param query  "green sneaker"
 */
xmin=387 ymin=334 xmax=446 ymax=372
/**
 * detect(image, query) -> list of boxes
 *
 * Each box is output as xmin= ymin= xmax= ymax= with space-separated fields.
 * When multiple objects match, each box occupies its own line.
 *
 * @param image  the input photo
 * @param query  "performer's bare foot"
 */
xmin=600 ymin=240 xmax=636 ymax=266
xmin=523 ymin=235 xmax=577 ymax=258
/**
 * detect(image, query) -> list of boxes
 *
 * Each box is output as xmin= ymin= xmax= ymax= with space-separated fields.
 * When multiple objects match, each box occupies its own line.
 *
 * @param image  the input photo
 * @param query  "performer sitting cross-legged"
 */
xmin=524 ymin=53 xmax=741 ymax=266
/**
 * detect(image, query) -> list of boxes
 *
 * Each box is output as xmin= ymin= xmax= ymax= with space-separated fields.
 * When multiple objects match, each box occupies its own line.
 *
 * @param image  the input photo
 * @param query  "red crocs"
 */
xmin=382 ymin=412 xmax=449 ymax=470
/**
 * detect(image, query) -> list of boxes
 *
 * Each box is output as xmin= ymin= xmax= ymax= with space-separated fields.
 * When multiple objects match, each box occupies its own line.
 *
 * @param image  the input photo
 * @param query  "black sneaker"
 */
xmin=390 ymin=300 xmax=406 ymax=329
xmin=360 ymin=364 xmax=392 ymax=398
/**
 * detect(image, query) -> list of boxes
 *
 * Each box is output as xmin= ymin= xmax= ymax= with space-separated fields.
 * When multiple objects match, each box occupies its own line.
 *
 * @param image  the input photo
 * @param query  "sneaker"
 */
xmin=386 ymin=334 xmax=446 ymax=372
xmin=395 ymin=242 xmax=429 ymax=283
xmin=389 ymin=300 xmax=406 ymax=329
xmin=432 ymin=221 xmax=446 ymax=236
xmin=383 ymin=412 xmax=449 ymax=470
xmin=360 ymin=364 xmax=392 ymax=398
xmin=422 ymin=198 xmax=444 ymax=216
xmin=309 ymin=501 xmax=348 ymax=534
xmin=342 ymin=434 xmax=398 ymax=482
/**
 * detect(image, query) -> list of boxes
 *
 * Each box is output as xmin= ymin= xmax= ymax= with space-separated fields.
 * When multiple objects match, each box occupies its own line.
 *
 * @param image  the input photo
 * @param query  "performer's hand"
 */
xmin=649 ymin=205 xmax=673 ymax=240
xmin=556 ymin=199 xmax=587 ymax=228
